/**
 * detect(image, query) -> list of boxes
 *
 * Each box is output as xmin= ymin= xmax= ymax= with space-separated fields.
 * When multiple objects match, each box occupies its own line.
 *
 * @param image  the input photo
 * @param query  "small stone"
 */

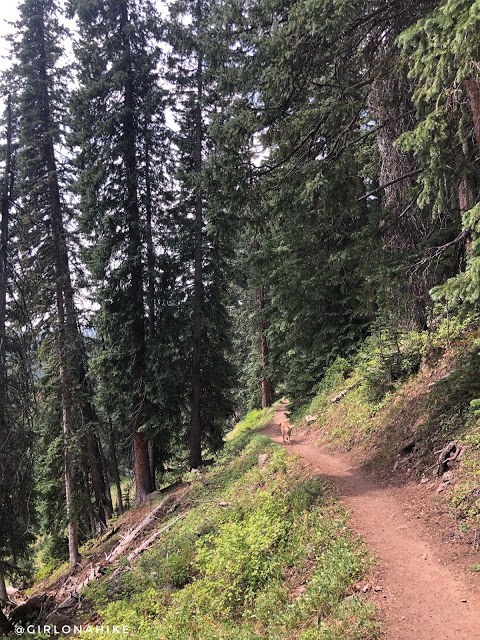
xmin=362 ymin=583 xmax=371 ymax=593
xmin=373 ymin=586 xmax=383 ymax=592
xmin=420 ymin=477 xmax=430 ymax=484
xmin=442 ymin=471 xmax=454 ymax=482
xmin=46 ymin=612 xmax=73 ymax=628
xmin=461 ymin=598 xmax=467 ymax=603
xmin=258 ymin=454 xmax=269 ymax=468
xmin=437 ymin=481 xmax=450 ymax=493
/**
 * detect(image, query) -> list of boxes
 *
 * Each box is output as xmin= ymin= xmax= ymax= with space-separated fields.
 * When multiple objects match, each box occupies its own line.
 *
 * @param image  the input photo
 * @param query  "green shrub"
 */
xmin=139 ymin=532 xmax=195 ymax=589
xmin=356 ymin=325 xmax=426 ymax=402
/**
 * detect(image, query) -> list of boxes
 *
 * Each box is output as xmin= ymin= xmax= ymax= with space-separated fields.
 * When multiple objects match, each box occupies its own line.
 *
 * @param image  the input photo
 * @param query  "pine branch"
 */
xmin=357 ymin=169 xmax=422 ymax=202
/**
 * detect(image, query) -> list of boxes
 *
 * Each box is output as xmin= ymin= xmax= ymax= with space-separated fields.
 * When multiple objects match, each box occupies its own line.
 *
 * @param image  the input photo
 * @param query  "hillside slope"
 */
xmin=294 ymin=328 xmax=480 ymax=541
xmin=4 ymin=408 xmax=380 ymax=640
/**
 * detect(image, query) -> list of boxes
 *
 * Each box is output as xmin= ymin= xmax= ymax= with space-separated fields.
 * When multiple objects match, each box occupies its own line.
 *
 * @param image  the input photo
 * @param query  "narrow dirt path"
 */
xmin=263 ymin=403 xmax=480 ymax=640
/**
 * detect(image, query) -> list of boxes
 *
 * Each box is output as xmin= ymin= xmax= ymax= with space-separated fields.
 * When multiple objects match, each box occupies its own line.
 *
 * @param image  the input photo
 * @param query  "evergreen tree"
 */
xmin=69 ymin=0 xmax=167 ymax=502
xmin=9 ymin=0 xmax=83 ymax=568
xmin=10 ymin=0 xmax=113 ymax=565
xmin=398 ymin=0 xmax=480 ymax=310
xmin=0 ymin=95 xmax=36 ymax=631
xmin=168 ymin=0 xmax=235 ymax=466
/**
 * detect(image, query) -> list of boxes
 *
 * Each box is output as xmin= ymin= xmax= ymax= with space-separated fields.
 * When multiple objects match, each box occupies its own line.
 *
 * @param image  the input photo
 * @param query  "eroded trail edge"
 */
xmin=263 ymin=403 xmax=480 ymax=640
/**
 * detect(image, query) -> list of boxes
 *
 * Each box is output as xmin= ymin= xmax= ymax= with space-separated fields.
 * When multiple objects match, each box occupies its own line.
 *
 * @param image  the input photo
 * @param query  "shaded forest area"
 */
xmin=1 ymin=0 xmax=480 ymax=629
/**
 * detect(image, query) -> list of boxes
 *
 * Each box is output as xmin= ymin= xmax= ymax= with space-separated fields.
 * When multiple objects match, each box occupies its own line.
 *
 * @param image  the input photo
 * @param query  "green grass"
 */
xmin=225 ymin=405 xmax=276 ymax=441
xmin=80 ymin=411 xmax=380 ymax=640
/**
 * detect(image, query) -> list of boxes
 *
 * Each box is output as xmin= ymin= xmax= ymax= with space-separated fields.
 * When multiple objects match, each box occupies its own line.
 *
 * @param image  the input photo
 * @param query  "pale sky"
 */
xmin=0 ymin=1 xmax=19 ymax=72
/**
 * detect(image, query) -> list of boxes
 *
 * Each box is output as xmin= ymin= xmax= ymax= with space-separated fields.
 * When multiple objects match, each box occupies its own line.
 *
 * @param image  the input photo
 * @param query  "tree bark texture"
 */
xmin=0 ymin=567 xmax=8 ymax=603
xmin=464 ymin=79 xmax=480 ymax=153
xmin=109 ymin=419 xmax=123 ymax=514
xmin=367 ymin=31 xmax=432 ymax=329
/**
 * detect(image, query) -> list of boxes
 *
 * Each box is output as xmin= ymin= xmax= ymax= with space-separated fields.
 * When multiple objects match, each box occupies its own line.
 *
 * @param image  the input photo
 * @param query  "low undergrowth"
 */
xmin=81 ymin=410 xmax=379 ymax=640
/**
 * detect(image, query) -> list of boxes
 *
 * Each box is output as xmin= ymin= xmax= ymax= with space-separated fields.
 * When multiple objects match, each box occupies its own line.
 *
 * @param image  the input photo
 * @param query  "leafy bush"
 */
xmin=356 ymin=324 xmax=426 ymax=402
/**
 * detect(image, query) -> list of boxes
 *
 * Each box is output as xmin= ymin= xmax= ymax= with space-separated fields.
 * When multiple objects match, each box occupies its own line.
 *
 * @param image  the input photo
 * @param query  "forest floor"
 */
xmin=263 ymin=402 xmax=480 ymax=640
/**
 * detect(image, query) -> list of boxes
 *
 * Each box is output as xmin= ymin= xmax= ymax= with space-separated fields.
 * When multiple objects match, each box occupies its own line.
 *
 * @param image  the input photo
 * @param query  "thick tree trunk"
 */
xmin=148 ymin=440 xmax=157 ymax=491
xmin=109 ymin=420 xmax=123 ymax=514
xmin=85 ymin=430 xmax=109 ymax=530
xmin=258 ymin=286 xmax=271 ymax=409
xmin=465 ymin=79 xmax=480 ymax=153
xmin=189 ymin=42 xmax=204 ymax=470
xmin=120 ymin=0 xmax=152 ymax=503
xmin=368 ymin=43 xmax=430 ymax=329
xmin=0 ymin=567 xmax=10 ymax=635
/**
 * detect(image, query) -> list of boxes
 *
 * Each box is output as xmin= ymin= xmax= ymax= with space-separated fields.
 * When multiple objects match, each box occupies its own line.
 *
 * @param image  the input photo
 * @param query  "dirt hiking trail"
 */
xmin=263 ymin=403 xmax=480 ymax=640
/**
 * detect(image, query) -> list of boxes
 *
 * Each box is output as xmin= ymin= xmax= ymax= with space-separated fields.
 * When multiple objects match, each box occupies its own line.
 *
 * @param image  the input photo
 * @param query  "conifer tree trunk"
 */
xmin=120 ymin=0 xmax=152 ymax=503
xmin=464 ymin=80 xmax=480 ymax=152
xmin=109 ymin=420 xmax=123 ymax=514
xmin=0 ymin=96 xmax=11 ymax=463
xmin=148 ymin=441 xmax=157 ymax=491
xmin=258 ymin=286 xmax=271 ymax=408
xmin=85 ymin=430 xmax=109 ymax=530
xmin=96 ymin=429 xmax=113 ymax=511
xmin=189 ymin=40 xmax=204 ymax=469
xmin=54 ymin=224 xmax=80 ymax=567
xmin=145 ymin=137 xmax=157 ymax=491
xmin=34 ymin=17 xmax=81 ymax=565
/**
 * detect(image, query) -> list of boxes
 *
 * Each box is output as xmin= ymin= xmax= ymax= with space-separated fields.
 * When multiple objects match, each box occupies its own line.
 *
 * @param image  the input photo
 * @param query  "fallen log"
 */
xmin=428 ymin=370 xmax=455 ymax=388
xmin=108 ymin=513 xmax=187 ymax=581
xmin=107 ymin=496 xmax=171 ymax=562
xmin=126 ymin=513 xmax=187 ymax=562
xmin=332 ymin=381 xmax=359 ymax=403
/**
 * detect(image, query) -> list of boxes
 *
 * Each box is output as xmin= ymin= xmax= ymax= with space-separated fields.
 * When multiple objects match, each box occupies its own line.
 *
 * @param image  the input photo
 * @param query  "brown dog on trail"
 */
xmin=280 ymin=422 xmax=292 ymax=444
